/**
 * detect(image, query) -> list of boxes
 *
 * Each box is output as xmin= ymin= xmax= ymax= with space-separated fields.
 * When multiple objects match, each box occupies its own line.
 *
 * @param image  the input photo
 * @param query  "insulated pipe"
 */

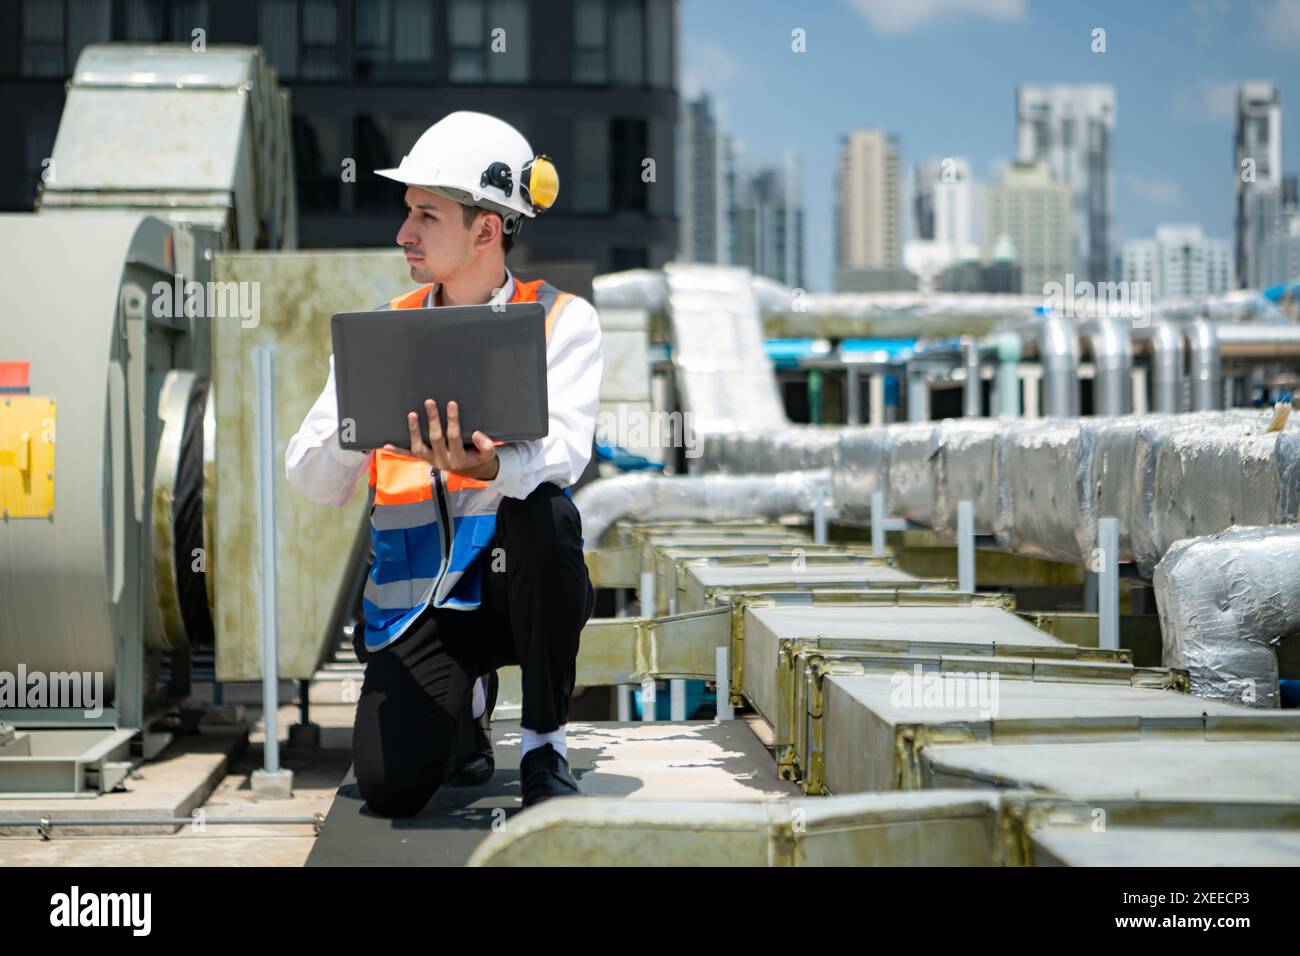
xmin=1037 ymin=316 xmax=1080 ymax=418
xmin=573 ymin=468 xmax=832 ymax=547
xmin=1079 ymin=318 xmax=1133 ymax=416
xmin=1212 ymin=323 xmax=1300 ymax=357
xmin=1187 ymin=319 xmax=1221 ymax=411
xmin=1132 ymin=321 xmax=1184 ymax=414
xmin=1154 ymin=525 xmax=1300 ymax=708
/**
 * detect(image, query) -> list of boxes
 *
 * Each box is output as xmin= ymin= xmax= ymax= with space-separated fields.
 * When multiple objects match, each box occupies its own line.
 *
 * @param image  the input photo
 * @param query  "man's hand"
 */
xmin=384 ymin=399 xmax=500 ymax=481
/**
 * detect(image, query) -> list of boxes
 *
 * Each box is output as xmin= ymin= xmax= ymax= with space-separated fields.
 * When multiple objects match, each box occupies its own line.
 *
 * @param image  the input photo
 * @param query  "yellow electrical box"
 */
xmin=0 ymin=396 xmax=56 ymax=519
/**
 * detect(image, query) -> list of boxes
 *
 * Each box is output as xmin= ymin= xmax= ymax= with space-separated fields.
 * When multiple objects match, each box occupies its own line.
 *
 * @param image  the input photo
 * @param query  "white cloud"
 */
xmin=1127 ymin=174 xmax=1183 ymax=206
xmin=1257 ymin=0 xmax=1300 ymax=44
xmin=847 ymin=0 xmax=1028 ymax=34
xmin=680 ymin=37 xmax=743 ymax=99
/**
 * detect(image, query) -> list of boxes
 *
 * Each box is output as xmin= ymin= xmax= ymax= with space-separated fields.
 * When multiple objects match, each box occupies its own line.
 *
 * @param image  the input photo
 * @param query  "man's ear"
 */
xmin=474 ymin=211 xmax=502 ymax=250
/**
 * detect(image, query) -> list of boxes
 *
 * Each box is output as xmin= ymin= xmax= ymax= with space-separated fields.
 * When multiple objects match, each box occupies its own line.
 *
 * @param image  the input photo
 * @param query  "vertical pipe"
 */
xmin=906 ymin=365 xmax=930 ymax=422
xmin=962 ymin=338 xmax=981 ymax=418
xmin=1189 ymin=319 xmax=1221 ymax=411
xmin=994 ymin=332 xmax=1021 ymax=417
xmin=715 ymin=646 xmax=734 ymax=720
xmin=870 ymin=490 xmax=885 ymax=557
xmin=1038 ymin=317 xmax=1080 ymax=417
xmin=957 ymin=500 xmax=975 ymax=593
xmin=253 ymin=346 xmax=281 ymax=776
xmin=670 ymin=679 xmax=686 ymax=721
xmin=639 ymin=570 xmax=656 ymax=619
xmin=1082 ymin=319 xmax=1133 ymax=416
xmin=1098 ymin=517 xmax=1120 ymax=650
xmin=845 ymin=366 xmax=861 ymax=425
xmin=617 ymin=685 xmax=631 ymax=721
xmin=640 ymin=679 xmax=657 ymax=722
xmin=868 ymin=372 xmax=886 ymax=426
xmin=808 ymin=368 xmax=823 ymax=425
xmin=813 ymin=495 xmax=828 ymax=545
xmin=1143 ymin=321 xmax=1184 ymax=413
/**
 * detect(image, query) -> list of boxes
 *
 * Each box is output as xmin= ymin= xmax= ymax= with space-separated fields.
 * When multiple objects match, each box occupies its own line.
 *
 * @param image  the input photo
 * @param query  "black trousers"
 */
xmin=352 ymin=482 xmax=595 ymax=818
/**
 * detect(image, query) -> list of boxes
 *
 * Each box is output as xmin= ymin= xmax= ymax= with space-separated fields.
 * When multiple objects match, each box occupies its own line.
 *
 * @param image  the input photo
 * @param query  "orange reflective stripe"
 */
xmin=390 ymin=285 xmax=434 ymax=310
xmin=444 ymin=471 xmax=490 ymax=492
xmin=544 ymin=292 xmax=573 ymax=338
xmin=371 ymin=450 xmax=434 ymax=505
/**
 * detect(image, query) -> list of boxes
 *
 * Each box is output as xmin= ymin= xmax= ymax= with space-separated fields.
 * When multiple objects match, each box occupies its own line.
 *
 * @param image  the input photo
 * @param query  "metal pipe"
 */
xmin=1097 ymin=517 xmax=1119 ymax=650
xmin=1132 ymin=321 xmax=1184 ymax=413
xmin=715 ymin=646 xmax=734 ymax=720
xmin=1188 ymin=319 xmax=1220 ymax=411
xmin=961 ymin=338 xmax=981 ymax=417
xmin=906 ymin=365 xmax=930 ymax=422
xmin=253 ymin=346 xmax=282 ymax=777
xmin=1037 ymin=316 xmax=1080 ymax=417
xmin=993 ymin=331 xmax=1021 ymax=417
xmin=1213 ymin=323 xmax=1300 ymax=357
xmin=957 ymin=500 xmax=975 ymax=593
xmin=1079 ymin=318 xmax=1132 ymax=416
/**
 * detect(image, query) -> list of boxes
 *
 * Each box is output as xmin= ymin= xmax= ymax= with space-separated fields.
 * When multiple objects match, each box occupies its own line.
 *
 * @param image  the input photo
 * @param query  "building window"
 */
xmin=572 ymin=117 xmax=610 ymax=213
xmin=573 ymin=0 xmax=607 ymax=84
xmin=352 ymin=114 xmax=435 ymax=210
xmin=21 ymin=0 xmax=112 ymax=78
xmin=611 ymin=117 xmax=648 ymax=212
xmin=646 ymin=0 xmax=674 ymax=89
xmin=293 ymin=115 xmax=341 ymax=211
xmin=260 ymin=0 xmax=340 ymax=80
xmin=449 ymin=0 xmax=528 ymax=84
xmin=125 ymin=0 xmax=210 ymax=42
xmin=610 ymin=0 xmax=644 ymax=85
xmin=355 ymin=0 xmax=434 ymax=81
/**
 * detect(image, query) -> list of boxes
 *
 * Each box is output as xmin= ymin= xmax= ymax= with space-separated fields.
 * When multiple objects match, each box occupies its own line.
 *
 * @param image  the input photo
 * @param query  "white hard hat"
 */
xmin=374 ymin=110 xmax=559 ymax=234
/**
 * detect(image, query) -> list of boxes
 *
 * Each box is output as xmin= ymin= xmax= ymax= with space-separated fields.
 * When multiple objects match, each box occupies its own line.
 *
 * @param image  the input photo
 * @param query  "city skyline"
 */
xmin=681 ymin=0 xmax=1300 ymax=292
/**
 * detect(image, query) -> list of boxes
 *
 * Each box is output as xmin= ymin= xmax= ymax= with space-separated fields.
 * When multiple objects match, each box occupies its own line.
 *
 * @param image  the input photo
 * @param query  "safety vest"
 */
xmin=361 ymin=277 xmax=574 ymax=652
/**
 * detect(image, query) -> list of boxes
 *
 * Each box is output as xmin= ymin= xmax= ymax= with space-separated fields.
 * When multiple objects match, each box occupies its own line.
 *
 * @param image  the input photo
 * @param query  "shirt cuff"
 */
xmin=487 ymin=444 xmax=524 ymax=498
xmin=326 ymin=432 xmax=371 ymax=468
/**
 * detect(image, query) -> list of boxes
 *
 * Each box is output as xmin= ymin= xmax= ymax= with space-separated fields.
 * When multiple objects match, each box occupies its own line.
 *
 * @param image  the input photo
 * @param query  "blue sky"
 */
xmin=680 ymin=0 xmax=1300 ymax=291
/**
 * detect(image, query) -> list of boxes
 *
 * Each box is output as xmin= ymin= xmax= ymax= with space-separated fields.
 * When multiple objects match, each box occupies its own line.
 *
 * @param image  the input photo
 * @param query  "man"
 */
xmin=285 ymin=111 xmax=603 ymax=817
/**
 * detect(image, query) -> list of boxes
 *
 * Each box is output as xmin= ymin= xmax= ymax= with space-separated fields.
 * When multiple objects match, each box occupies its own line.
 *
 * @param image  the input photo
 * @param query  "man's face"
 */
xmin=395 ymin=185 xmax=480 ymax=285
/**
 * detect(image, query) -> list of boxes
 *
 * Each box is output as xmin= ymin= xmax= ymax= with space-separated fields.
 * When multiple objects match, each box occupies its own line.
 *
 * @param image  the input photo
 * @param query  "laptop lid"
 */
xmin=331 ymin=301 xmax=548 ymax=451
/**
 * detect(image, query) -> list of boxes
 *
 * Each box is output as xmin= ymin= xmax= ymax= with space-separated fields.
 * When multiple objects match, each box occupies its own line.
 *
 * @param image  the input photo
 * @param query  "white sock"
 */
xmin=520 ymin=725 xmax=567 ymax=759
xmin=471 ymin=677 xmax=486 ymax=719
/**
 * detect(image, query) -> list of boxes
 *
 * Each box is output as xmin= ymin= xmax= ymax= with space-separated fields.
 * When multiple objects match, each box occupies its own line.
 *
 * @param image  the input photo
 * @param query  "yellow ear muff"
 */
xmin=522 ymin=155 xmax=559 ymax=212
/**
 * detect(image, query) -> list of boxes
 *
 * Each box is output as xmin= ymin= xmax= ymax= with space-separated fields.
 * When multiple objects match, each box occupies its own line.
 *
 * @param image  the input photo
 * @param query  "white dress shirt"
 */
xmin=284 ymin=266 xmax=604 ymax=506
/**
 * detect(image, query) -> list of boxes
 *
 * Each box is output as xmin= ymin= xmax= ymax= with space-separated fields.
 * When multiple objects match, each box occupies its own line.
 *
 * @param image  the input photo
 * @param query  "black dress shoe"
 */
xmin=520 ymin=743 xmax=581 ymax=808
xmin=446 ymin=671 xmax=498 ymax=787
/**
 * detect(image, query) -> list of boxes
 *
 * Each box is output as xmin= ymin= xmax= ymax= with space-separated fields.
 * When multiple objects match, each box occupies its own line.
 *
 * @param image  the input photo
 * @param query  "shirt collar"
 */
xmin=425 ymin=266 xmax=515 ymax=307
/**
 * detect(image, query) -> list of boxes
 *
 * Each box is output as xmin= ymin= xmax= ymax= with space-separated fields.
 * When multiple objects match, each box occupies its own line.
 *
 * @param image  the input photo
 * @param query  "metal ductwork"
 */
xmin=1154 ymin=526 xmax=1300 ymax=708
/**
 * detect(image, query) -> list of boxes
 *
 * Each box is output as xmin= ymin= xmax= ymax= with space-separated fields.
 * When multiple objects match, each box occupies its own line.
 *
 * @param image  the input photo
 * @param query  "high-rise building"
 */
xmin=1016 ymin=84 xmax=1115 ymax=283
xmin=729 ymin=149 xmax=804 ymax=288
xmin=913 ymin=156 xmax=976 ymax=248
xmin=835 ymin=128 xmax=901 ymax=291
xmin=678 ymin=93 xmax=724 ymax=264
xmin=1254 ymin=175 xmax=1300 ymax=289
xmin=982 ymin=159 xmax=1071 ymax=295
xmin=1120 ymin=224 xmax=1233 ymax=301
xmin=1234 ymin=82 xmax=1283 ymax=289
xmin=1 ymin=0 xmax=681 ymax=274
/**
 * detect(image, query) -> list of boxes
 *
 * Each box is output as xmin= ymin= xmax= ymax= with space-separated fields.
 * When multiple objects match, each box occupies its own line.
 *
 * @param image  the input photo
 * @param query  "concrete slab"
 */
xmin=307 ymin=718 xmax=798 ymax=867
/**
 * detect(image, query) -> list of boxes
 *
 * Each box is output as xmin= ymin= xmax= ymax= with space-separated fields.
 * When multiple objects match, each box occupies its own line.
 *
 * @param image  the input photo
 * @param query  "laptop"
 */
xmin=331 ymin=302 xmax=549 ymax=451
